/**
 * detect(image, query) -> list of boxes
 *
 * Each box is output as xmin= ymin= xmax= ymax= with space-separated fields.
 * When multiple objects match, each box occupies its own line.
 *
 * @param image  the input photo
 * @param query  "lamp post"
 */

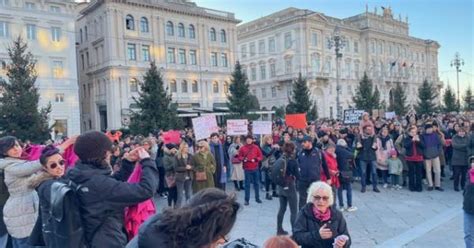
xmin=450 ymin=52 xmax=464 ymax=108
xmin=327 ymin=26 xmax=346 ymax=120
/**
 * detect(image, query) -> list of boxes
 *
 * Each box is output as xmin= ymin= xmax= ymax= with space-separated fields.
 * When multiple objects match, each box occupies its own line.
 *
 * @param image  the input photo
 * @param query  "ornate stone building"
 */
xmin=0 ymin=0 xmax=80 ymax=138
xmin=237 ymin=7 xmax=442 ymax=118
xmin=76 ymin=0 xmax=240 ymax=131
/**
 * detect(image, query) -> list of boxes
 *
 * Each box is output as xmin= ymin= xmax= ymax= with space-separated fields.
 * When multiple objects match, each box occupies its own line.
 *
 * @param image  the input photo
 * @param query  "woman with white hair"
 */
xmin=292 ymin=181 xmax=351 ymax=248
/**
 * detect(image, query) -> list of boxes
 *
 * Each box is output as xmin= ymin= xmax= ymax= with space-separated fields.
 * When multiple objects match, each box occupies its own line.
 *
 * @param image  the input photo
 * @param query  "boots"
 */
xmin=277 ymin=228 xmax=288 ymax=236
xmin=239 ymin=181 xmax=244 ymax=191
xmin=265 ymin=193 xmax=272 ymax=200
xmin=233 ymin=181 xmax=240 ymax=191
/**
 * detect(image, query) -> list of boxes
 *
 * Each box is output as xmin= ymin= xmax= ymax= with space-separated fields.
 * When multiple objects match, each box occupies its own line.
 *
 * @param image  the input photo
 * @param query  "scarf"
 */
xmin=379 ymin=135 xmax=391 ymax=150
xmin=312 ymin=206 xmax=331 ymax=222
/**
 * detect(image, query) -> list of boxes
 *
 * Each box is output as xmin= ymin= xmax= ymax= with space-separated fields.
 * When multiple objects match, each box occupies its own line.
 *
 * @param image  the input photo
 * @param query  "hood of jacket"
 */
xmin=67 ymin=161 xmax=112 ymax=184
xmin=27 ymin=170 xmax=56 ymax=189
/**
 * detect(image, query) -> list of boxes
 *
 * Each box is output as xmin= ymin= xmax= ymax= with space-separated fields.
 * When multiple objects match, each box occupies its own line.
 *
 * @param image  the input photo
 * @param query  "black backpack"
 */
xmin=0 ymin=169 xmax=9 ymax=207
xmin=271 ymin=157 xmax=288 ymax=187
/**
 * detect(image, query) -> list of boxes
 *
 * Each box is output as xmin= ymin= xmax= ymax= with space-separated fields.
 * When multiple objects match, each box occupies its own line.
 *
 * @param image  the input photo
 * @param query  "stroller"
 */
xmin=223 ymin=238 xmax=259 ymax=248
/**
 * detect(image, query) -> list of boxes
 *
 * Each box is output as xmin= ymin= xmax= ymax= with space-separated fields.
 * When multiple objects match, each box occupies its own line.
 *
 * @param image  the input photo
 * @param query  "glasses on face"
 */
xmin=313 ymin=195 xmax=329 ymax=202
xmin=49 ymin=160 xmax=65 ymax=169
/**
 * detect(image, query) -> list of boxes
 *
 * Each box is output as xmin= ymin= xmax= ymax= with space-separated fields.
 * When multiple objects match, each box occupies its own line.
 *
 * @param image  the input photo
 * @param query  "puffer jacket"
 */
xmin=0 ymin=158 xmax=42 ymax=238
xmin=452 ymin=134 xmax=469 ymax=166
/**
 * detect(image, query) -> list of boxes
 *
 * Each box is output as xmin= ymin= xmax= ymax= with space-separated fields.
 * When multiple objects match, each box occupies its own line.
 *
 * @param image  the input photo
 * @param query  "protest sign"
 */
xmin=343 ymin=109 xmax=364 ymax=125
xmin=227 ymin=119 xmax=249 ymax=136
xmin=252 ymin=121 xmax=272 ymax=135
xmin=162 ymin=130 xmax=181 ymax=144
xmin=192 ymin=115 xmax=218 ymax=141
xmin=285 ymin=114 xmax=307 ymax=129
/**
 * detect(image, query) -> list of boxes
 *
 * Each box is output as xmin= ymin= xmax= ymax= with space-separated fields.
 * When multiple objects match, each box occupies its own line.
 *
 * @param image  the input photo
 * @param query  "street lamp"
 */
xmin=327 ymin=26 xmax=346 ymax=120
xmin=450 ymin=52 xmax=464 ymax=108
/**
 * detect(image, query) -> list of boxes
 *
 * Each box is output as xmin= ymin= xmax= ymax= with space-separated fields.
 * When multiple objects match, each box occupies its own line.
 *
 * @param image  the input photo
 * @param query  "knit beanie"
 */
xmin=74 ymin=131 xmax=113 ymax=162
xmin=317 ymin=131 xmax=327 ymax=139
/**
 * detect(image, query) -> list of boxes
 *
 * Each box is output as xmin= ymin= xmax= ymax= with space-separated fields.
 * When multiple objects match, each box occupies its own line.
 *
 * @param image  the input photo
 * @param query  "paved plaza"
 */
xmin=156 ymin=179 xmax=465 ymax=248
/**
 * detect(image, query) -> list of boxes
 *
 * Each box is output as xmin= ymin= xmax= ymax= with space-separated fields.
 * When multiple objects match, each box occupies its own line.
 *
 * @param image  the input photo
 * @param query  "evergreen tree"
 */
xmin=307 ymin=101 xmax=318 ymax=121
xmin=0 ymin=36 xmax=51 ymax=142
xmin=373 ymin=86 xmax=381 ymax=110
xmin=286 ymin=73 xmax=311 ymax=114
xmin=227 ymin=61 xmax=258 ymax=119
xmin=442 ymin=85 xmax=459 ymax=113
xmin=274 ymin=106 xmax=286 ymax=119
xmin=464 ymin=87 xmax=474 ymax=111
xmin=129 ymin=61 xmax=183 ymax=135
xmin=388 ymin=82 xmax=408 ymax=116
xmin=415 ymin=79 xmax=439 ymax=115
xmin=352 ymin=72 xmax=379 ymax=113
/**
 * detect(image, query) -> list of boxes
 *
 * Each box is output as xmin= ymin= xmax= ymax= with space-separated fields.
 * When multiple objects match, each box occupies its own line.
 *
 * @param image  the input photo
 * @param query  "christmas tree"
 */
xmin=353 ymin=72 xmax=380 ymax=113
xmin=463 ymin=87 xmax=474 ymax=111
xmin=388 ymin=82 xmax=408 ymax=116
xmin=442 ymin=85 xmax=459 ymax=113
xmin=129 ymin=61 xmax=183 ymax=135
xmin=307 ymin=101 xmax=318 ymax=121
xmin=0 ymin=37 xmax=51 ymax=143
xmin=227 ymin=61 xmax=259 ymax=119
xmin=415 ymin=79 xmax=439 ymax=115
xmin=286 ymin=73 xmax=311 ymax=114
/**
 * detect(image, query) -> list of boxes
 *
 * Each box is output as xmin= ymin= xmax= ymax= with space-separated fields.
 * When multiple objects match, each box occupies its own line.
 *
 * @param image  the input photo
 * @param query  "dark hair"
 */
xmin=0 ymin=136 xmax=18 ymax=158
xmin=282 ymin=142 xmax=295 ymax=155
xmin=157 ymin=188 xmax=240 ymax=248
xmin=210 ymin=133 xmax=219 ymax=138
xmin=39 ymin=145 xmax=60 ymax=166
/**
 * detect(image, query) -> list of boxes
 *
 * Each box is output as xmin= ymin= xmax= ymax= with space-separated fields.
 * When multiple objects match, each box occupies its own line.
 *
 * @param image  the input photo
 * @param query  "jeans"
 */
xmin=167 ymin=186 xmax=177 ymax=207
xmin=175 ymin=178 xmax=193 ymax=208
xmin=0 ymin=233 xmax=8 ymax=248
xmin=277 ymin=183 xmax=298 ymax=232
xmin=407 ymin=161 xmax=423 ymax=191
xmin=425 ymin=157 xmax=441 ymax=187
xmin=453 ymin=166 xmax=468 ymax=190
xmin=379 ymin=170 xmax=389 ymax=184
xmin=11 ymin=237 xmax=30 ymax=248
xmin=391 ymin=174 xmax=401 ymax=186
xmin=465 ymin=211 xmax=474 ymax=248
xmin=244 ymin=170 xmax=260 ymax=202
xmin=297 ymin=180 xmax=312 ymax=210
xmin=359 ymin=160 xmax=378 ymax=190
xmin=337 ymin=182 xmax=353 ymax=208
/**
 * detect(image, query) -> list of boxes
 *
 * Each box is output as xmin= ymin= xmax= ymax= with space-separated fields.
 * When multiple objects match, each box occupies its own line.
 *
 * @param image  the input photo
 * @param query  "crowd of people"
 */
xmin=0 ymin=112 xmax=472 ymax=248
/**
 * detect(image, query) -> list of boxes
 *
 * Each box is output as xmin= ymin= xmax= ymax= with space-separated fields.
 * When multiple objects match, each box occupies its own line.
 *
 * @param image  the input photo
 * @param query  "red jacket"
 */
xmin=238 ymin=144 xmax=263 ymax=171
xmin=321 ymin=152 xmax=340 ymax=188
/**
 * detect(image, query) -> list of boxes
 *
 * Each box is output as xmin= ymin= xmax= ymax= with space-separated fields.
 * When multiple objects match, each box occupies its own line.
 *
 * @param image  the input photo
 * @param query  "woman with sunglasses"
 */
xmin=192 ymin=141 xmax=216 ymax=194
xmin=126 ymin=188 xmax=240 ymax=248
xmin=0 ymin=136 xmax=76 ymax=248
xmin=293 ymin=181 xmax=351 ymax=248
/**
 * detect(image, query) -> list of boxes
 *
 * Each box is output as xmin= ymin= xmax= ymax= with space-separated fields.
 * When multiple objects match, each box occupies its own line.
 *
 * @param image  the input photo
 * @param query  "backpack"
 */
xmin=271 ymin=157 xmax=288 ymax=187
xmin=0 ymin=169 xmax=9 ymax=207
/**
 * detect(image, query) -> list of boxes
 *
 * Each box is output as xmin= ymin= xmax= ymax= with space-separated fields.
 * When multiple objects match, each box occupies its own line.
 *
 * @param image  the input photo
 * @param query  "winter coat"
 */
xmin=66 ymin=158 xmax=158 ymax=248
xmin=375 ymin=136 xmax=394 ymax=170
xmin=293 ymin=203 xmax=351 ymax=248
xmin=421 ymin=133 xmax=442 ymax=159
xmin=191 ymin=152 xmax=216 ymax=193
xmin=403 ymin=135 xmax=424 ymax=162
xmin=237 ymin=144 xmax=263 ymax=171
xmin=463 ymin=169 xmax=474 ymax=215
xmin=321 ymin=152 xmax=340 ymax=188
xmin=228 ymin=143 xmax=244 ymax=181
xmin=452 ymin=134 xmax=469 ymax=167
xmin=356 ymin=135 xmax=377 ymax=161
xmin=297 ymin=148 xmax=329 ymax=183
xmin=0 ymin=157 xmax=42 ymax=238
xmin=387 ymin=158 xmax=403 ymax=175
xmin=335 ymin=146 xmax=354 ymax=173
xmin=162 ymin=150 xmax=178 ymax=177
xmin=174 ymin=154 xmax=194 ymax=182
xmin=210 ymin=142 xmax=226 ymax=185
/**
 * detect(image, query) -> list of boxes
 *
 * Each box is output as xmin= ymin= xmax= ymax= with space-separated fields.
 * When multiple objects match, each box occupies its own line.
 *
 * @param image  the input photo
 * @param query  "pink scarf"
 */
xmin=124 ymin=164 xmax=156 ymax=240
xmin=469 ymin=168 xmax=474 ymax=183
xmin=312 ymin=206 xmax=331 ymax=222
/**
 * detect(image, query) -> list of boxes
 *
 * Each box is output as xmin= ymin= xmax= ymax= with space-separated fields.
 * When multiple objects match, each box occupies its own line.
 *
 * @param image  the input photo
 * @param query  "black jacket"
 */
xmin=293 ymin=203 xmax=351 ymax=248
xmin=67 ymin=158 xmax=158 ymax=248
xmin=356 ymin=135 xmax=377 ymax=161
xmin=464 ymin=179 xmax=474 ymax=215
xmin=335 ymin=146 xmax=354 ymax=172
xmin=297 ymin=148 xmax=329 ymax=183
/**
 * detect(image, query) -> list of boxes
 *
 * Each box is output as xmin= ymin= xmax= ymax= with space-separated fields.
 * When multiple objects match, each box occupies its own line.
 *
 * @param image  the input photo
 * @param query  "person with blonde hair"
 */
xmin=293 ymin=181 xmax=351 ymax=248
xmin=192 ymin=141 xmax=216 ymax=193
xmin=174 ymin=142 xmax=194 ymax=207
xmin=263 ymin=236 xmax=298 ymax=248
xmin=228 ymin=136 xmax=244 ymax=191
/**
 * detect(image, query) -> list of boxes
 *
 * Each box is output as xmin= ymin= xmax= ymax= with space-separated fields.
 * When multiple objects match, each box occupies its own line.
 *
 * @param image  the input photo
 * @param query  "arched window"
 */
xmin=212 ymin=81 xmax=219 ymax=93
xmin=126 ymin=15 xmax=134 ymax=30
xmin=166 ymin=21 xmax=174 ymax=36
xmin=220 ymin=29 xmax=226 ymax=43
xmin=79 ymin=28 xmax=83 ymax=43
xmin=181 ymin=80 xmax=188 ymax=93
xmin=223 ymin=81 xmax=229 ymax=94
xmin=209 ymin=28 xmax=216 ymax=41
xmin=192 ymin=80 xmax=198 ymax=93
xmin=188 ymin=24 xmax=195 ymax=39
xmin=140 ymin=17 xmax=149 ymax=33
xmin=170 ymin=80 xmax=177 ymax=93
xmin=178 ymin=23 xmax=185 ymax=37
xmin=129 ymin=78 xmax=138 ymax=92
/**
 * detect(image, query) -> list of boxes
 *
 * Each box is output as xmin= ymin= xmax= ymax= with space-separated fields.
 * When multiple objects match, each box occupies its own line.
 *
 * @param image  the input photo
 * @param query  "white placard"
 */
xmin=385 ymin=112 xmax=396 ymax=119
xmin=192 ymin=115 xmax=218 ymax=141
xmin=253 ymin=121 xmax=272 ymax=135
xmin=227 ymin=119 xmax=249 ymax=136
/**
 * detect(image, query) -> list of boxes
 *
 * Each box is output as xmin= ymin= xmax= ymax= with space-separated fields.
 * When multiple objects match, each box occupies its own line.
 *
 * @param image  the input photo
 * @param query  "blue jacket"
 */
xmin=421 ymin=133 xmax=442 ymax=159
xmin=297 ymin=148 xmax=329 ymax=183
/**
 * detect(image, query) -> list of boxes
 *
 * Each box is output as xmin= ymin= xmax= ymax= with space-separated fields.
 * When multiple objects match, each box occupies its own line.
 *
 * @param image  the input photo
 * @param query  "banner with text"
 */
xmin=227 ymin=119 xmax=249 ymax=136
xmin=252 ymin=121 xmax=272 ymax=135
xmin=192 ymin=115 xmax=218 ymax=141
xmin=343 ymin=109 xmax=364 ymax=124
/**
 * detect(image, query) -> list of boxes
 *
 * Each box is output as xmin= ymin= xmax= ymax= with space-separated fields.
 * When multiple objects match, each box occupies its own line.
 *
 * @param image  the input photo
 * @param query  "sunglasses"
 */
xmin=49 ymin=160 xmax=65 ymax=169
xmin=313 ymin=195 xmax=329 ymax=201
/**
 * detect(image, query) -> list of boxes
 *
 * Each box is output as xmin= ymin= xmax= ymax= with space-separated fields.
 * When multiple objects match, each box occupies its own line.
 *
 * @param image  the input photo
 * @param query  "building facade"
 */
xmin=76 ymin=0 xmax=240 ymax=131
xmin=0 ymin=0 xmax=80 ymax=138
xmin=237 ymin=7 xmax=442 ymax=118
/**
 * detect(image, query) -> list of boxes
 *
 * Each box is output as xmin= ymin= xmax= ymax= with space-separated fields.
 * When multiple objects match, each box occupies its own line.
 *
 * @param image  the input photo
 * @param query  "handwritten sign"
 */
xmin=227 ymin=119 xmax=249 ymax=136
xmin=343 ymin=109 xmax=364 ymax=124
xmin=385 ymin=112 xmax=396 ymax=120
xmin=253 ymin=121 xmax=272 ymax=135
xmin=192 ymin=115 xmax=218 ymax=141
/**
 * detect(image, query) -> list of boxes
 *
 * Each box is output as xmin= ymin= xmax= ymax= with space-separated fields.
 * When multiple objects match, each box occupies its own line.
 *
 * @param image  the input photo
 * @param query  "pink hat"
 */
xmin=389 ymin=149 xmax=398 ymax=156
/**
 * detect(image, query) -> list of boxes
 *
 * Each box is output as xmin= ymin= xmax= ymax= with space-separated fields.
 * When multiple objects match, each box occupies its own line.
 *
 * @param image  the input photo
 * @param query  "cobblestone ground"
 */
xmin=155 ymin=178 xmax=465 ymax=248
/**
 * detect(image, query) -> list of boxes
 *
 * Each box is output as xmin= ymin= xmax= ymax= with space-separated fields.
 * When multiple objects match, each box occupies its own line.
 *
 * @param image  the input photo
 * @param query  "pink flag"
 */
xmin=162 ymin=130 xmax=181 ymax=145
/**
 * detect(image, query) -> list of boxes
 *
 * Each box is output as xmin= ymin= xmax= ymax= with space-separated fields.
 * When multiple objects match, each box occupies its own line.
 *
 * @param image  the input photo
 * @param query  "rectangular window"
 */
xmin=210 ymin=52 xmax=218 ymax=67
xmin=142 ymin=45 xmax=150 ymax=61
xmin=86 ymin=52 xmax=90 ymax=67
xmin=55 ymin=93 xmax=64 ymax=103
xmin=268 ymin=37 xmax=276 ymax=53
xmin=252 ymin=89 xmax=257 ymax=95
xmin=221 ymin=53 xmax=228 ymax=67
xmin=129 ymin=79 xmax=138 ymax=92
xmin=50 ymin=6 xmax=60 ymax=13
xmin=371 ymin=41 xmax=375 ymax=54
xmin=81 ymin=54 xmax=84 ymax=70
xmin=251 ymin=67 xmax=257 ymax=81
xmin=270 ymin=63 xmax=276 ymax=78
xmin=127 ymin=43 xmax=137 ymax=60
xmin=260 ymin=64 xmax=266 ymax=80
xmin=311 ymin=32 xmax=318 ymax=47
xmin=272 ymin=87 xmax=277 ymax=97
xmin=26 ymin=24 xmax=36 ymax=40
xmin=51 ymin=27 xmax=61 ymax=42
xmin=258 ymin=40 xmax=265 ymax=54
xmin=0 ymin=0 xmax=8 ymax=6
xmin=167 ymin=48 xmax=175 ymax=63
xmin=178 ymin=49 xmax=186 ymax=64
xmin=25 ymin=2 xmax=35 ymax=9
xmin=52 ymin=61 xmax=64 ymax=78
xmin=0 ymin=22 xmax=9 ymax=38
xmin=241 ymin=45 xmax=247 ymax=59
xmin=189 ymin=50 xmax=197 ymax=65
xmin=192 ymin=81 xmax=198 ymax=93
xmin=285 ymin=58 xmax=292 ymax=74
xmin=284 ymin=32 xmax=292 ymax=49
xmin=261 ymin=88 xmax=266 ymax=98
xmin=250 ymin=42 xmax=256 ymax=57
